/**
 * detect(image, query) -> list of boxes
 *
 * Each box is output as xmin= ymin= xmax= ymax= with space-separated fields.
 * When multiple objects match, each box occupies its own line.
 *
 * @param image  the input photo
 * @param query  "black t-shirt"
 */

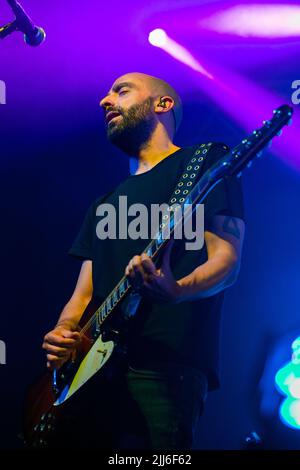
xmin=69 ymin=143 xmax=244 ymax=390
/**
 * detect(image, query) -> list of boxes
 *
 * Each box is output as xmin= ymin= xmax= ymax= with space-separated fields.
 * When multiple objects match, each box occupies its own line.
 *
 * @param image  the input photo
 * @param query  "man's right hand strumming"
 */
xmin=42 ymin=326 xmax=81 ymax=370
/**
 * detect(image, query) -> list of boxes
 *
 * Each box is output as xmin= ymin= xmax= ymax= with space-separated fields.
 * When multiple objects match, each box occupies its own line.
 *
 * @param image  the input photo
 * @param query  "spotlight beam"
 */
xmin=148 ymin=29 xmax=300 ymax=171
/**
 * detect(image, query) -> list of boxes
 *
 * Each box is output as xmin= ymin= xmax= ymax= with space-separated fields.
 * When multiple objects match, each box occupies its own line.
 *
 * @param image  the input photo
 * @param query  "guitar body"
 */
xmin=23 ymin=296 xmax=128 ymax=447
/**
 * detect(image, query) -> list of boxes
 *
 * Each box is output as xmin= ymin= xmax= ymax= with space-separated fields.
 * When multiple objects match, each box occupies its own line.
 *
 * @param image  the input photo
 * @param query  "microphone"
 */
xmin=0 ymin=0 xmax=46 ymax=46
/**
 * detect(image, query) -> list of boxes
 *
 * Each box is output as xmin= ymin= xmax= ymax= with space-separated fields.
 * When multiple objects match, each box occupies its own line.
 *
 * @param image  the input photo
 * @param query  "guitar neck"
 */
xmin=82 ymin=103 xmax=293 ymax=335
xmin=87 ymin=161 xmax=224 ymax=333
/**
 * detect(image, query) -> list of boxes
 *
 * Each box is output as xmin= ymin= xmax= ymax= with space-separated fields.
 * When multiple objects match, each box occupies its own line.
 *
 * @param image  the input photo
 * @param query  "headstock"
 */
xmin=208 ymin=105 xmax=294 ymax=181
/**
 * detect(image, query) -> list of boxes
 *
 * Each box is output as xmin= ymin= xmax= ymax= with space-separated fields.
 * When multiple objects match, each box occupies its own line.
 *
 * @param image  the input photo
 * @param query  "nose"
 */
xmin=99 ymin=93 xmax=115 ymax=110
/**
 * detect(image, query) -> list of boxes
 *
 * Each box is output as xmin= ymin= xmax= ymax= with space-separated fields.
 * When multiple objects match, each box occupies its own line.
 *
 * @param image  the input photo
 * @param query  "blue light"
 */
xmin=275 ymin=336 xmax=300 ymax=430
xmin=279 ymin=397 xmax=300 ymax=430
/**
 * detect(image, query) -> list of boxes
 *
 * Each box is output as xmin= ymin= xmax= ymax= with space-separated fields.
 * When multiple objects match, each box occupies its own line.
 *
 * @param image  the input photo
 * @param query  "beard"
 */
xmin=105 ymin=97 xmax=157 ymax=155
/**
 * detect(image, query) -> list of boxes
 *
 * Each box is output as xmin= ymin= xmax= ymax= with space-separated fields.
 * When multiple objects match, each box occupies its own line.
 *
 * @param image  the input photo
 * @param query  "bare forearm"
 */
xmin=177 ymin=254 xmax=238 ymax=300
xmin=55 ymin=296 xmax=91 ymax=330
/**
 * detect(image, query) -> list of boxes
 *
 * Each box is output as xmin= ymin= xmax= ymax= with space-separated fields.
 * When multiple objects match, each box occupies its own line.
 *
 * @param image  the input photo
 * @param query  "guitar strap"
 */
xmin=167 ymin=142 xmax=220 ymax=206
xmin=100 ymin=142 xmax=225 ymax=208
xmin=122 ymin=142 xmax=224 ymax=319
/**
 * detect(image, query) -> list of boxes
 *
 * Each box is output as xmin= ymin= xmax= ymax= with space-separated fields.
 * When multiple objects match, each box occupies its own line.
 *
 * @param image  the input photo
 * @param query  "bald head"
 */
xmin=110 ymin=72 xmax=183 ymax=135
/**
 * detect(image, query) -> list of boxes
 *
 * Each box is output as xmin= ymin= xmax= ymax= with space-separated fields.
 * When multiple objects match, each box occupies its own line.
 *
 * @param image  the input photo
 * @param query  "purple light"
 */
xmin=149 ymin=31 xmax=300 ymax=171
xmin=148 ymin=29 xmax=214 ymax=80
xmin=200 ymin=4 xmax=300 ymax=38
xmin=148 ymin=28 xmax=167 ymax=47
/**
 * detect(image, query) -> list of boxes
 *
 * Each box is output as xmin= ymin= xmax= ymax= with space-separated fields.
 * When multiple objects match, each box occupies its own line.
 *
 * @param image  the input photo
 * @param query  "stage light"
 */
xmin=148 ymin=29 xmax=167 ymax=47
xmin=289 ymin=379 xmax=300 ymax=400
xmin=200 ymin=4 xmax=300 ymax=38
xmin=275 ymin=336 xmax=300 ymax=429
xmin=148 ymin=28 xmax=300 ymax=171
xmin=148 ymin=29 xmax=214 ymax=80
xmin=280 ymin=398 xmax=300 ymax=430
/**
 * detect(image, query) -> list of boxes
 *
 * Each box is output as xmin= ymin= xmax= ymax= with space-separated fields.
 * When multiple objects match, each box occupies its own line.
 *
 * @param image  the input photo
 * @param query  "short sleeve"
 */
xmin=202 ymin=143 xmax=245 ymax=224
xmin=68 ymin=195 xmax=106 ymax=261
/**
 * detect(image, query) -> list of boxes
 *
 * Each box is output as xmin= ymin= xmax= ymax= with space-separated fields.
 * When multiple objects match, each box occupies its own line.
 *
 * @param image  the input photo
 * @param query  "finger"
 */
xmin=126 ymin=257 xmax=138 ymax=276
xmin=128 ymin=256 xmax=146 ymax=283
xmin=140 ymin=254 xmax=157 ymax=275
xmin=44 ymin=332 xmax=79 ymax=347
xmin=59 ymin=330 xmax=80 ymax=339
xmin=42 ymin=343 xmax=74 ymax=357
xmin=43 ymin=337 xmax=77 ymax=349
xmin=46 ymin=357 xmax=68 ymax=371
xmin=43 ymin=334 xmax=78 ymax=346
xmin=46 ymin=354 xmax=64 ymax=363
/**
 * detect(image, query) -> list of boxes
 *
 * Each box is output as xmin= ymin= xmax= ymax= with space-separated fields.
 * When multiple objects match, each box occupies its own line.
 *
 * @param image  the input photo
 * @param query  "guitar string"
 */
xmin=78 ymin=179 xmax=205 ymax=338
xmin=77 ymin=146 xmax=209 ymax=337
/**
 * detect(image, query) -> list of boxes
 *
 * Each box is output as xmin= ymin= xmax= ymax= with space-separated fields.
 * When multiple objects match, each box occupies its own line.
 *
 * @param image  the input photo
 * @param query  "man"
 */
xmin=42 ymin=72 xmax=245 ymax=449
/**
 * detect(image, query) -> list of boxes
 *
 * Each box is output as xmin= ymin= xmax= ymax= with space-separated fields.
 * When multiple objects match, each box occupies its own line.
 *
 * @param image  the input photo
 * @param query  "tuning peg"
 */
xmin=256 ymin=151 xmax=263 ymax=158
xmin=276 ymin=130 xmax=283 ymax=136
xmin=247 ymin=161 xmax=252 ymax=168
xmin=237 ymin=172 xmax=242 ymax=178
xmin=267 ymin=140 xmax=273 ymax=148
xmin=288 ymin=119 xmax=293 ymax=126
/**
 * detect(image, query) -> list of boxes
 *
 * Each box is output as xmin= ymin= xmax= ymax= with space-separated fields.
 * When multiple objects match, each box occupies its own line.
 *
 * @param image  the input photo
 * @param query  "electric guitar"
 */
xmin=23 ymin=104 xmax=293 ymax=447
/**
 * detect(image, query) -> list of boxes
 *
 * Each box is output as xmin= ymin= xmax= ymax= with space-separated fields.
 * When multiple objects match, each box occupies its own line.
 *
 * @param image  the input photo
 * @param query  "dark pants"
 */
xmin=116 ymin=365 xmax=208 ymax=450
xmin=49 ymin=363 xmax=208 ymax=450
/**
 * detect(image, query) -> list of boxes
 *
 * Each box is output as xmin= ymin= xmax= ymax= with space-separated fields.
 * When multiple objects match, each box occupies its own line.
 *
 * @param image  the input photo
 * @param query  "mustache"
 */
xmin=105 ymin=106 xmax=123 ymax=116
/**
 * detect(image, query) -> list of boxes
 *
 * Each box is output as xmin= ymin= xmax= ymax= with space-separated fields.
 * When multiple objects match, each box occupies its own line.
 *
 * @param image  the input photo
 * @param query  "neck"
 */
xmin=130 ymin=125 xmax=181 ymax=175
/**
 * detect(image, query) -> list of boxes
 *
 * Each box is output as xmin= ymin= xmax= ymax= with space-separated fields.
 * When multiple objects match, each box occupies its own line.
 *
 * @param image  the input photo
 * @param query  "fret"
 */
xmin=106 ymin=296 xmax=112 ymax=313
xmin=119 ymin=280 xmax=126 ymax=296
xmin=112 ymin=290 xmax=118 ymax=305
xmin=124 ymin=277 xmax=130 ymax=290
xmin=96 ymin=310 xmax=101 ymax=330
xmin=100 ymin=305 xmax=106 ymax=322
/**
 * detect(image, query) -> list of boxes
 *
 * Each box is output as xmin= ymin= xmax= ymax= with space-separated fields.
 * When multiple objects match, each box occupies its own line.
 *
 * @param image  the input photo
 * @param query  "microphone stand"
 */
xmin=0 ymin=20 xmax=18 ymax=39
xmin=0 ymin=0 xmax=46 ymax=45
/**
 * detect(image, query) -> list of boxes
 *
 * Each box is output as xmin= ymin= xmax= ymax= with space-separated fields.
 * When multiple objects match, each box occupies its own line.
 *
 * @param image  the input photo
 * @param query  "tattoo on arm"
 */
xmin=222 ymin=217 xmax=240 ymax=239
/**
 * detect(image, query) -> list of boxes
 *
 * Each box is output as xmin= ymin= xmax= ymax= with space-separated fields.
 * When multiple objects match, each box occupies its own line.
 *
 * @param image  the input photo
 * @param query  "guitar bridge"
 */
xmin=96 ymin=349 xmax=107 ymax=356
